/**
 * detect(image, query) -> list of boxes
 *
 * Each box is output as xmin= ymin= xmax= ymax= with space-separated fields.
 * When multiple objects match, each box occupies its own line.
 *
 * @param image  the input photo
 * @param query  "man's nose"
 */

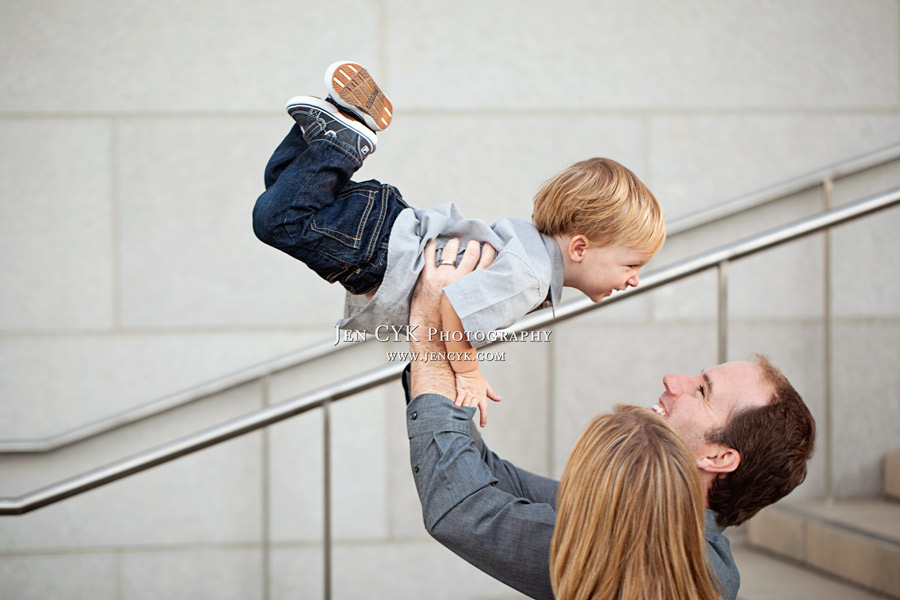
xmin=663 ymin=373 xmax=689 ymax=395
xmin=663 ymin=374 xmax=677 ymax=394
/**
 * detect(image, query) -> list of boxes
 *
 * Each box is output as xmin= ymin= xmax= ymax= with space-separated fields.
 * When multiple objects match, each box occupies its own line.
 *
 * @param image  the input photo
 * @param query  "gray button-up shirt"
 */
xmin=340 ymin=204 xmax=564 ymax=346
xmin=406 ymin=393 xmax=741 ymax=600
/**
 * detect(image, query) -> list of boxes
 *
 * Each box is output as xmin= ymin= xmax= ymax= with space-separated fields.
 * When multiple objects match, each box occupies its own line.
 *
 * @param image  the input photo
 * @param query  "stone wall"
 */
xmin=1 ymin=2 xmax=898 ymax=598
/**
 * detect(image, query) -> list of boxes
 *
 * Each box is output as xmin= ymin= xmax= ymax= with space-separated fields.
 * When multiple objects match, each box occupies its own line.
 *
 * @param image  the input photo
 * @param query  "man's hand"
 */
xmin=408 ymin=238 xmax=495 ymax=400
xmin=412 ymin=239 xmax=493 ymax=309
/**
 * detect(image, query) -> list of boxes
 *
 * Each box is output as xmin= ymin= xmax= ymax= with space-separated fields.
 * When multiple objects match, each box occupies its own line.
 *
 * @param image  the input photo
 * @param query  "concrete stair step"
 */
xmin=733 ymin=545 xmax=894 ymax=599
xmin=885 ymin=453 xmax=900 ymax=501
xmin=746 ymin=498 xmax=900 ymax=598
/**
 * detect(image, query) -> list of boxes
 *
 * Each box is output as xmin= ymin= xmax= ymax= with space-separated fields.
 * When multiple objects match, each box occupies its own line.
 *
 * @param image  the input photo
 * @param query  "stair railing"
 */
xmin=2 ymin=143 xmax=899 ymax=454
xmin=2 ymin=185 xmax=897 ymax=518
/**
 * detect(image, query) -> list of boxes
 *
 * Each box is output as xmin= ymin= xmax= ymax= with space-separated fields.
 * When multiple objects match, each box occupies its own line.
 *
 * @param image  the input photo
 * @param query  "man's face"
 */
xmin=650 ymin=361 xmax=770 ymax=464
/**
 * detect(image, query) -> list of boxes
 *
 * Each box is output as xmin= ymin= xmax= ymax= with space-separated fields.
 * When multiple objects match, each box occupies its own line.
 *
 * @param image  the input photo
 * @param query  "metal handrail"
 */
xmin=665 ymin=142 xmax=900 ymax=234
xmin=0 ymin=338 xmax=363 ymax=453
xmin=4 ymin=142 xmax=899 ymax=454
xmin=2 ymin=185 xmax=898 ymax=516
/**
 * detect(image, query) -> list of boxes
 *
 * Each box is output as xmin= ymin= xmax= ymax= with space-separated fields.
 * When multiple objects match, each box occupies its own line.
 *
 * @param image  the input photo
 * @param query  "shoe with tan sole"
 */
xmin=324 ymin=61 xmax=393 ymax=132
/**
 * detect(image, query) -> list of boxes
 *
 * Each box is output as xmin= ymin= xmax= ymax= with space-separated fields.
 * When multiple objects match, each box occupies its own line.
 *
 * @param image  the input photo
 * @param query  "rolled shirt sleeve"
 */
xmin=441 ymin=237 xmax=545 ymax=348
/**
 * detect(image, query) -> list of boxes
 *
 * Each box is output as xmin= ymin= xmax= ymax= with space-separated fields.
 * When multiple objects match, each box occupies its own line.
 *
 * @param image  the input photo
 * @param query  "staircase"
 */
xmin=746 ymin=452 xmax=900 ymax=598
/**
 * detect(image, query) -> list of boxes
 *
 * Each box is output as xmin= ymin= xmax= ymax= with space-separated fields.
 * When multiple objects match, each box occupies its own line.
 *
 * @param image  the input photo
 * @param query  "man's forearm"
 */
xmin=409 ymin=285 xmax=456 ymax=399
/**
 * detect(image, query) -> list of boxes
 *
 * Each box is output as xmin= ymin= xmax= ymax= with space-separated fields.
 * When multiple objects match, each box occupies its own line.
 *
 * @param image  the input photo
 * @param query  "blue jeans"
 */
xmin=252 ymin=124 xmax=409 ymax=295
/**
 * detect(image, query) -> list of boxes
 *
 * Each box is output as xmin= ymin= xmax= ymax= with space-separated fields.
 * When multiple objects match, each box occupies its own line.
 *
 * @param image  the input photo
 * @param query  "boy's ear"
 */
xmin=568 ymin=234 xmax=590 ymax=262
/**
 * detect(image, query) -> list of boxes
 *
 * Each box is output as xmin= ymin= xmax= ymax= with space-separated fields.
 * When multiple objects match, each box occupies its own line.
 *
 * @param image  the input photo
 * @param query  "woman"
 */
xmin=550 ymin=405 xmax=722 ymax=600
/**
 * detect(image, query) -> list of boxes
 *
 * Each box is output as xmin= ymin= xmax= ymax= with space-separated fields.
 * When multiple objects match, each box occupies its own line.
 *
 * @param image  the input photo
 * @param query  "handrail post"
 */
xmin=822 ymin=178 xmax=834 ymax=501
xmin=261 ymin=377 xmax=272 ymax=600
xmin=717 ymin=261 xmax=729 ymax=365
xmin=323 ymin=398 xmax=332 ymax=600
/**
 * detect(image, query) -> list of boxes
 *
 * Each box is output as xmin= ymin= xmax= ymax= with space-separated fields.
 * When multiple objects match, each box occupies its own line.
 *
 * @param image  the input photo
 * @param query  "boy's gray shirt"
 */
xmin=339 ymin=203 xmax=564 ymax=345
xmin=406 ymin=393 xmax=741 ymax=600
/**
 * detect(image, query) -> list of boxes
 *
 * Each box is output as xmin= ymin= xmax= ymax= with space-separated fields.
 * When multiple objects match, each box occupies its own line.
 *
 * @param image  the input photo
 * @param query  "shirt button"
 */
xmin=413 ymin=466 xmax=420 ymax=474
xmin=410 ymin=411 xmax=417 ymax=420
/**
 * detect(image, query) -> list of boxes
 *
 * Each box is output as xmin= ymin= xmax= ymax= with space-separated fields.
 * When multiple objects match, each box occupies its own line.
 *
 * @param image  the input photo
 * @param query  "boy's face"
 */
xmin=570 ymin=244 xmax=650 ymax=302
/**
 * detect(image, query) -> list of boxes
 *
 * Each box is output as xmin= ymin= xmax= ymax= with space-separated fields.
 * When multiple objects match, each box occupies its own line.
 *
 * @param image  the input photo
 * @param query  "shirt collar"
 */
xmin=705 ymin=508 xmax=725 ymax=534
xmin=542 ymin=233 xmax=564 ymax=316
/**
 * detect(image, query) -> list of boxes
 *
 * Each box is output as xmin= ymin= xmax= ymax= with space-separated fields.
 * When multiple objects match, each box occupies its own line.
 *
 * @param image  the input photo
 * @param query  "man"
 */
xmin=404 ymin=238 xmax=816 ymax=600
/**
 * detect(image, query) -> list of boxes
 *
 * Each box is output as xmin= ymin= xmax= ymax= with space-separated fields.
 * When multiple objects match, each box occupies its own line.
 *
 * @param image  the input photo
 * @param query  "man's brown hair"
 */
xmin=706 ymin=355 xmax=816 ymax=527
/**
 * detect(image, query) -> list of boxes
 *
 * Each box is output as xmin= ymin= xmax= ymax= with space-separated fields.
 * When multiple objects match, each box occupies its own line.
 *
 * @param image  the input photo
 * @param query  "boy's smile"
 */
xmin=559 ymin=234 xmax=651 ymax=302
xmin=579 ymin=245 xmax=649 ymax=301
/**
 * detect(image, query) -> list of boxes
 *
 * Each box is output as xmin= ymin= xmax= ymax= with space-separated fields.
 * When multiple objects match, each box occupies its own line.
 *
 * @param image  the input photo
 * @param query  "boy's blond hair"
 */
xmin=532 ymin=157 xmax=665 ymax=255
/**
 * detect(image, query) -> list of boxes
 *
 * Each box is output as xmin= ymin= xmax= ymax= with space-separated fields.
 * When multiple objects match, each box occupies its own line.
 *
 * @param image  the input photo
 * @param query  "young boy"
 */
xmin=253 ymin=61 xmax=665 ymax=425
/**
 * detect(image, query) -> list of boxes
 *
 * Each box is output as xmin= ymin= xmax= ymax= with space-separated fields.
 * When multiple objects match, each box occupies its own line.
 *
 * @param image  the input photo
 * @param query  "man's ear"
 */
xmin=696 ymin=445 xmax=741 ymax=474
xmin=568 ymin=234 xmax=590 ymax=262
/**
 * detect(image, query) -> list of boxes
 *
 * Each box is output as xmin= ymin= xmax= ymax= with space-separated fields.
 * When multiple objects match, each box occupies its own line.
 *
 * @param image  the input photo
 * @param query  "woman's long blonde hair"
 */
xmin=550 ymin=405 xmax=722 ymax=600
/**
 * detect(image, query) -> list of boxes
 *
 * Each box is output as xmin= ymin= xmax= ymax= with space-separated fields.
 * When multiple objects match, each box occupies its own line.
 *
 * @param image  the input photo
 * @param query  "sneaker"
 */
xmin=324 ymin=61 xmax=393 ymax=132
xmin=285 ymin=95 xmax=376 ymax=158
